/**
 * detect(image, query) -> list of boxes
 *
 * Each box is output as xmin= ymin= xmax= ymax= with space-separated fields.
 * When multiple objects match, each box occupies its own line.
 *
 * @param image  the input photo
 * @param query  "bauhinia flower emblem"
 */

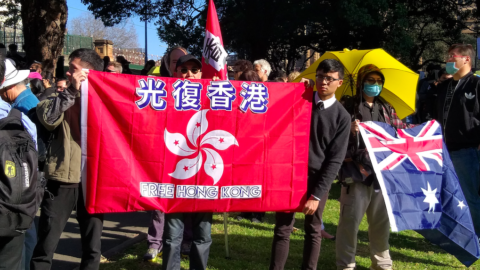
xmin=164 ymin=109 xmax=239 ymax=185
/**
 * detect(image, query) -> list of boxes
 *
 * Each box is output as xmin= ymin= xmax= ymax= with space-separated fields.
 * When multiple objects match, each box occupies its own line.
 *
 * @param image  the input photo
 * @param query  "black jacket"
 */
xmin=435 ymin=72 xmax=480 ymax=151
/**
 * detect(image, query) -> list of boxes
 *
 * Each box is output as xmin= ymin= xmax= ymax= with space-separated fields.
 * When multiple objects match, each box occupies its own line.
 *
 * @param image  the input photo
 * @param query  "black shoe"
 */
xmin=181 ymin=242 xmax=191 ymax=259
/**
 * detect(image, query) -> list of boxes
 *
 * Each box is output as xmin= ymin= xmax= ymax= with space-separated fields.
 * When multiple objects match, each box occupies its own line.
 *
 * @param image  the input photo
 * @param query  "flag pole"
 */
xmin=223 ymin=212 xmax=230 ymax=258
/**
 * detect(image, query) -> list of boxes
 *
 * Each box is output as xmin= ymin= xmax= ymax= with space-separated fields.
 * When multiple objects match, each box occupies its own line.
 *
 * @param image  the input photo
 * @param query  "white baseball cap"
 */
xmin=1 ymin=58 xmax=30 ymax=88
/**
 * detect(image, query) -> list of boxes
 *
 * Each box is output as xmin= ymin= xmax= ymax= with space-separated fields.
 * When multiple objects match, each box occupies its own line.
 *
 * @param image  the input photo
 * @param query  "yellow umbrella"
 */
xmin=293 ymin=48 xmax=419 ymax=119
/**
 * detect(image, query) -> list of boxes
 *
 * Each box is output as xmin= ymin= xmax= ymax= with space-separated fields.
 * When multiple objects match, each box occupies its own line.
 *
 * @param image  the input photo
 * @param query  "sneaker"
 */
xmin=251 ymin=217 xmax=262 ymax=223
xmin=143 ymin=248 xmax=162 ymax=262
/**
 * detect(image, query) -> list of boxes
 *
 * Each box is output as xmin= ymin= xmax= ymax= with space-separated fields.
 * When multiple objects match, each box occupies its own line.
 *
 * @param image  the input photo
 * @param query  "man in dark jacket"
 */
xmin=433 ymin=44 xmax=480 ymax=238
xmin=269 ymin=59 xmax=350 ymax=270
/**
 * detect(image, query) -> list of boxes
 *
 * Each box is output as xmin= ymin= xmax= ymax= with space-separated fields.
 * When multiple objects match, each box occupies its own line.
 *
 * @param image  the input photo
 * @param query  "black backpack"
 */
xmin=0 ymin=108 xmax=40 ymax=237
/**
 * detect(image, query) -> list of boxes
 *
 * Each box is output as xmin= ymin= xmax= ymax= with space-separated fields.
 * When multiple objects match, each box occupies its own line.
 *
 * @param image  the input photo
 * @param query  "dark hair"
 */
xmin=0 ymin=43 xmax=5 ymax=49
xmin=29 ymin=78 xmax=45 ymax=95
xmin=273 ymin=77 xmax=285 ymax=82
xmin=234 ymin=60 xmax=253 ymax=73
xmin=69 ymin=48 xmax=104 ymax=71
xmin=145 ymin=60 xmax=155 ymax=69
xmin=238 ymin=70 xmax=261 ymax=82
xmin=316 ymin=59 xmax=344 ymax=79
xmin=56 ymin=77 xmax=68 ymax=83
xmin=159 ymin=55 xmax=171 ymax=77
xmin=43 ymin=71 xmax=54 ymax=82
xmin=8 ymin=44 xmax=17 ymax=50
xmin=103 ymin=56 xmax=111 ymax=71
xmin=448 ymin=43 xmax=475 ymax=62
xmin=438 ymin=68 xmax=447 ymax=78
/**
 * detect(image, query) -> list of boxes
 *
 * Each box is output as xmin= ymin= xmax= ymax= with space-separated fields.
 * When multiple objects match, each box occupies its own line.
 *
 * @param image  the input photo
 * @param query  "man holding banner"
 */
xmin=269 ymin=59 xmax=350 ymax=270
xmin=31 ymin=49 xmax=105 ymax=270
xmin=162 ymin=54 xmax=213 ymax=270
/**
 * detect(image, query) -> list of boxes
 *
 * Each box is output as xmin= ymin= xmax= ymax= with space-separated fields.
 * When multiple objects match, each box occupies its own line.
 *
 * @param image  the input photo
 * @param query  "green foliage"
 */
xmin=0 ymin=0 xmax=21 ymax=28
xmin=81 ymin=0 xmax=478 ymax=72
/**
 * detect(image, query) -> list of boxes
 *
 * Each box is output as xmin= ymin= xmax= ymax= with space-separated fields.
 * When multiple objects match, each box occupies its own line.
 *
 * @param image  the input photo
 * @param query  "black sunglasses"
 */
xmin=180 ymin=68 xmax=200 ymax=74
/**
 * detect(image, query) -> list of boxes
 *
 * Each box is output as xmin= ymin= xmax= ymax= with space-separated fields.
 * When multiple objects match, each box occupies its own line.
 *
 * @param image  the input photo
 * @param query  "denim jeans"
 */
xmin=162 ymin=213 xmax=212 ymax=270
xmin=22 ymin=222 xmax=37 ymax=270
xmin=450 ymin=147 xmax=480 ymax=237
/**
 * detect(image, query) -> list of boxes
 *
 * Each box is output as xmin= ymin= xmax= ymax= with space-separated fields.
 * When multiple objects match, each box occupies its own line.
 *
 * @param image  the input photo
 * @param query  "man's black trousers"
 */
xmin=31 ymin=182 xmax=104 ymax=270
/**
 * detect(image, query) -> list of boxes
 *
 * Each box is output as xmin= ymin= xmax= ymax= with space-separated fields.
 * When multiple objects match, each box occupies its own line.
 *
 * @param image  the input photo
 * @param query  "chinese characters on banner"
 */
xmin=81 ymin=71 xmax=313 ymax=214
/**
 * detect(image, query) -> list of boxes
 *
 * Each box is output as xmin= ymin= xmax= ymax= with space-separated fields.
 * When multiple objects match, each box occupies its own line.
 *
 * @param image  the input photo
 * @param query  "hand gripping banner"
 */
xmin=80 ymin=71 xmax=313 ymax=214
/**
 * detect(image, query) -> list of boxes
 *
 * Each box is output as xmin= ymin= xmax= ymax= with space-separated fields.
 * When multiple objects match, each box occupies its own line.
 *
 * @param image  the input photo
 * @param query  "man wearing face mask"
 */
xmin=433 ymin=44 xmax=480 ymax=238
xmin=336 ymin=65 xmax=408 ymax=270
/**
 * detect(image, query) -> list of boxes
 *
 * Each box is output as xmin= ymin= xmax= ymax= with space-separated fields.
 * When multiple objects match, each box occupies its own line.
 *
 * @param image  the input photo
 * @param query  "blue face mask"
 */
xmin=363 ymin=83 xmax=382 ymax=97
xmin=446 ymin=62 xmax=459 ymax=75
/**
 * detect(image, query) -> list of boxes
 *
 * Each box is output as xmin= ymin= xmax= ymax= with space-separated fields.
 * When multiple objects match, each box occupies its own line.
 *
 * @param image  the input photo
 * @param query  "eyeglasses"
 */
xmin=316 ymin=75 xmax=340 ymax=83
xmin=446 ymin=54 xmax=467 ymax=60
xmin=180 ymin=68 xmax=200 ymax=74
xmin=365 ymin=78 xmax=384 ymax=85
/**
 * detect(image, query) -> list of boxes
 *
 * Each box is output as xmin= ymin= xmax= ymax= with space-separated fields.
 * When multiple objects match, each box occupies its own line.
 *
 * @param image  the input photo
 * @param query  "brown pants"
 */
xmin=335 ymin=183 xmax=392 ymax=270
xmin=269 ymin=192 xmax=328 ymax=270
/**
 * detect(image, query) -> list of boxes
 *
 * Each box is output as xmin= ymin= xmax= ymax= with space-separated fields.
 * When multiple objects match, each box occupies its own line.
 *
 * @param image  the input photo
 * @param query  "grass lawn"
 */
xmin=100 ymin=182 xmax=480 ymax=270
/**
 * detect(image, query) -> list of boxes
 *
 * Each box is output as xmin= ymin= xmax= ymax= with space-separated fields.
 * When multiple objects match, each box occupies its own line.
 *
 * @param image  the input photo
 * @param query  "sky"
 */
xmin=67 ymin=0 xmax=168 ymax=58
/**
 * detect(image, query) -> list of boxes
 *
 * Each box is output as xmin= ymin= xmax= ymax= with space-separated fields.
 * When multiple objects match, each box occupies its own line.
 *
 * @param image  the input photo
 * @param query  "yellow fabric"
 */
xmin=147 ymin=66 xmax=161 ymax=76
xmin=293 ymin=48 xmax=419 ymax=119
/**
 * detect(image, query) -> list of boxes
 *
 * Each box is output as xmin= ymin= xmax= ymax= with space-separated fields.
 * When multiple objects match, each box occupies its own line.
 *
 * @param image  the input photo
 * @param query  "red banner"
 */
xmin=81 ymin=71 xmax=313 ymax=213
xmin=201 ymin=0 xmax=227 ymax=79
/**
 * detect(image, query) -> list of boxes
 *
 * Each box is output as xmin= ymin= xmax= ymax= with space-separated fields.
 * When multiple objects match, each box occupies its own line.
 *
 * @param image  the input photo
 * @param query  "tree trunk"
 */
xmin=20 ymin=0 xmax=67 ymax=73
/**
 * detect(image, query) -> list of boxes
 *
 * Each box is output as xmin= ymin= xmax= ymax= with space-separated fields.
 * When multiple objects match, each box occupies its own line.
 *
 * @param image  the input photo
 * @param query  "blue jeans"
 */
xmin=162 ymin=213 xmax=212 ymax=270
xmin=21 ymin=222 xmax=36 ymax=270
xmin=450 ymin=147 xmax=480 ymax=237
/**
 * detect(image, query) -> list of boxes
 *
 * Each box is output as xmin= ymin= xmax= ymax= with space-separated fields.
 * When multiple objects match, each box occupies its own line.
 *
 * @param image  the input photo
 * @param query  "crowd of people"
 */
xmin=0 ymin=42 xmax=478 ymax=270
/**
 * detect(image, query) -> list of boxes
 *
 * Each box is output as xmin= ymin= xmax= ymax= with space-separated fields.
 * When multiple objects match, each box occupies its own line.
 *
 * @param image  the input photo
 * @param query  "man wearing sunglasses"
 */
xmin=433 ymin=44 xmax=480 ymax=238
xmin=173 ymin=55 xmax=202 ymax=79
xmin=163 ymin=54 xmax=213 ymax=270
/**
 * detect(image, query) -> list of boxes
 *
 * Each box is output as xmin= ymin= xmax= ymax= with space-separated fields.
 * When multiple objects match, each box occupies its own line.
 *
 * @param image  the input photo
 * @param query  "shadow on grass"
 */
xmin=102 ymin=231 xmax=457 ymax=270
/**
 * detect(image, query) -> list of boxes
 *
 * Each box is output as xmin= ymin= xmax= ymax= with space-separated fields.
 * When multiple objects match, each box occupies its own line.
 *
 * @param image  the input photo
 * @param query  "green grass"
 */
xmin=100 ymin=182 xmax=480 ymax=270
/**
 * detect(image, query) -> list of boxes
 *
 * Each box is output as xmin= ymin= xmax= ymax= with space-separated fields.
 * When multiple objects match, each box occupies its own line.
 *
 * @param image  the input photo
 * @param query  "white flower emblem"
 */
xmin=164 ymin=109 xmax=239 ymax=185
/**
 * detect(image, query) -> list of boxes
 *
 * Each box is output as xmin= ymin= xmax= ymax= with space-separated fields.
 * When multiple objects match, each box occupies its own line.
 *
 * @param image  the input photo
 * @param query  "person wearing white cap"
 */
xmin=0 ymin=56 xmax=38 ymax=270
xmin=0 ymin=58 xmax=39 ymax=115
xmin=0 ymin=58 xmax=40 ymax=270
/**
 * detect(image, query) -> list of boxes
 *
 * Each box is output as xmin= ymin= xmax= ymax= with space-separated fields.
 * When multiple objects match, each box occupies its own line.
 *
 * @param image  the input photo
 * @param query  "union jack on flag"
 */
xmin=358 ymin=120 xmax=480 ymax=267
xmin=360 ymin=120 xmax=443 ymax=172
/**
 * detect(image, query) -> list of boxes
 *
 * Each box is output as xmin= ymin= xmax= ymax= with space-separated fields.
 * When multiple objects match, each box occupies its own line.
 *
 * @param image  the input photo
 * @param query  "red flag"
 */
xmin=81 ymin=71 xmax=312 ymax=213
xmin=201 ymin=0 xmax=227 ymax=80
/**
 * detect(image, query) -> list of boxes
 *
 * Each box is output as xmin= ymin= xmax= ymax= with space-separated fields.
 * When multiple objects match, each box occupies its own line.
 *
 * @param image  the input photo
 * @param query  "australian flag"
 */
xmin=358 ymin=120 xmax=480 ymax=267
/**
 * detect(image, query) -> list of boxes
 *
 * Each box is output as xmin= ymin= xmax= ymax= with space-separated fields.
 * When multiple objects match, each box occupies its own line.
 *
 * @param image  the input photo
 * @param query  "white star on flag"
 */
xmin=458 ymin=200 xmax=466 ymax=210
xmin=421 ymin=182 xmax=439 ymax=213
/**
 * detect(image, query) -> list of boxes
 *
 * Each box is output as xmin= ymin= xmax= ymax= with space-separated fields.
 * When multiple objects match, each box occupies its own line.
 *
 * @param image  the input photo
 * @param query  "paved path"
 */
xmin=34 ymin=210 xmax=151 ymax=270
